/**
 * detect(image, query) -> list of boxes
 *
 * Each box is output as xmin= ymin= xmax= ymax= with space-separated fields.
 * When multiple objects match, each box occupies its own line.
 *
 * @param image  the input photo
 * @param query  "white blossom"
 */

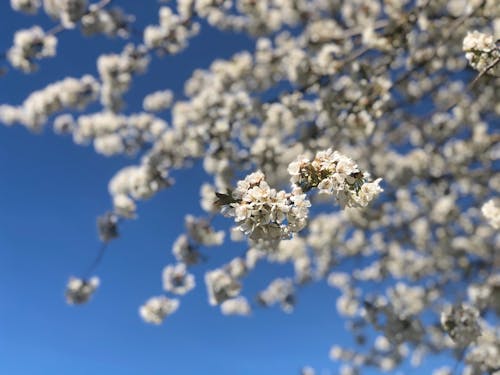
xmin=257 ymin=278 xmax=295 ymax=313
xmin=7 ymin=26 xmax=57 ymax=72
xmin=441 ymin=304 xmax=482 ymax=346
xmin=43 ymin=0 xmax=88 ymax=28
xmin=143 ymin=90 xmax=174 ymax=112
xmin=162 ymin=263 xmax=195 ymax=295
xmin=205 ymin=269 xmax=241 ymax=306
xmin=218 ymin=170 xmax=310 ymax=245
xmin=482 ymin=199 xmax=500 ymax=229
xmin=139 ymin=296 xmax=179 ymax=325
xmin=65 ymin=276 xmax=99 ymax=305
xmin=463 ymin=31 xmax=500 ymax=75
xmin=11 ymin=0 xmax=40 ymax=14
xmin=220 ymin=297 xmax=251 ymax=316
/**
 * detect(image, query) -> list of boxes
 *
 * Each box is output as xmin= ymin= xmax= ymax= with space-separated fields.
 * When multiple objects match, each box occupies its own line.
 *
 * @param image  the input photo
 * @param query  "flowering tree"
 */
xmin=1 ymin=0 xmax=499 ymax=374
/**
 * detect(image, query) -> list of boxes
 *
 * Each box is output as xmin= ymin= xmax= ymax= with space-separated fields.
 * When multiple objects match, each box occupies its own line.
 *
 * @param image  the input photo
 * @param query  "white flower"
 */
xmin=218 ymin=170 xmax=310 ymax=244
xmin=225 ymin=257 xmax=247 ymax=279
xmin=53 ymin=114 xmax=75 ymax=134
xmin=113 ymin=194 xmax=136 ymax=218
xmin=81 ymin=7 xmax=132 ymax=37
xmin=65 ymin=276 xmax=99 ymax=305
xmin=162 ymin=263 xmax=195 ymax=295
xmin=288 ymin=149 xmax=382 ymax=208
xmin=205 ymin=269 xmax=241 ymax=305
xmin=143 ymin=90 xmax=174 ymax=112
xmin=185 ymin=215 xmax=224 ymax=246
xmin=43 ymin=0 xmax=88 ymax=28
xmin=172 ymin=234 xmax=200 ymax=265
xmin=7 ymin=26 xmax=57 ymax=72
xmin=463 ymin=31 xmax=500 ymax=75
xmin=94 ymin=134 xmax=124 ymax=156
xmin=139 ymin=296 xmax=179 ymax=324
xmin=11 ymin=0 xmax=40 ymax=14
xmin=482 ymin=199 xmax=500 ymax=229
xmin=441 ymin=304 xmax=481 ymax=346
xmin=220 ymin=297 xmax=251 ymax=316
xmin=257 ymin=278 xmax=295 ymax=313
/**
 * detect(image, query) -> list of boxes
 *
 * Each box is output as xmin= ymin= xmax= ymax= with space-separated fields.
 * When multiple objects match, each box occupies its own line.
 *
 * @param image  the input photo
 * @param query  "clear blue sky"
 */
xmin=0 ymin=2 xmax=454 ymax=375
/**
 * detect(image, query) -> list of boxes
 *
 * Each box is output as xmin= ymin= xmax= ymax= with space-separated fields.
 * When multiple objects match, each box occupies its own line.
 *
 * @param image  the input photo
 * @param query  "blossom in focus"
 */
xmin=288 ymin=148 xmax=383 ymax=208
xmin=217 ymin=170 xmax=310 ymax=245
xmin=463 ymin=31 xmax=500 ymax=76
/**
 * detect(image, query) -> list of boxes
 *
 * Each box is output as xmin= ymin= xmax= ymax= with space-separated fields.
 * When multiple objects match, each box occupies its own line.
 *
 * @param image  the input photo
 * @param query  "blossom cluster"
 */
xmin=7 ymin=26 xmax=57 ymax=72
xmin=463 ymin=31 xmax=500 ymax=75
xmin=217 ymin=170 xmax=311 ymax=246
xmin=44 ymin=0 xmax=88 ymax=28
xmin=441 ymin=304 xmax=482 ymax=347
xmin=288 ymin=148 xmax=383 ymax=208
xmin=74 ymin=111 xmax=167 ymax=156
xmin=139 ymin=296 xmax=179 ymax=325
xmin=482 ymin=199 xmax=500 ymax=229
xmin=65 ymin=276 xmax=99 ymax=305
xmin=97 ymin=44 xmax=150 ymax=111
xmin=10 ymin=0 xmax=40 ymax=14
xmin=144 ymin=7 xmax=200 ymax=55
xmin=0 ymin=75 xmax=99 ymax=130
xmin=143 ymin=90 xmax=174 ymax=112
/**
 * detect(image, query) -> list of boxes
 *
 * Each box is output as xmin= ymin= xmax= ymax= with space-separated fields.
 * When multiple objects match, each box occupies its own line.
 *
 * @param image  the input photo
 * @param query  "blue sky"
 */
xmin=0 ymin=2 xmax=351 ymax=374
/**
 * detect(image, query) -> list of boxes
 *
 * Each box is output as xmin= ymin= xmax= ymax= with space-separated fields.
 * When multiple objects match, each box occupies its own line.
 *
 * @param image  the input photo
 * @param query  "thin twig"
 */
xmin=82 ymin=242 xmax=109 ymax=279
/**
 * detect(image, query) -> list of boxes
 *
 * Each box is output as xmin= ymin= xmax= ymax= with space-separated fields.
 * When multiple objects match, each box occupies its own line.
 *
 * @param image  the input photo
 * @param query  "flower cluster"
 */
xmin=144 ymin=7 xmax=199 ymax=55
xmin=97 ymin=44 xmax=150 ymax=111
xmin=143 ymin=90 xmax=174 ymax=112
xmin=205 ymin=269 xmax=241 ymax=306
xmin=257 ymin=278 xmax=295 ymax=313
xmin=482 ymin=199 xmax=500 ymax=229
xmin=463 ymin=31 xmax=500 ymax=75
xmin=171 ymin=234 xmax=201 ymax=265
xmin=440 ymin=304 xmax=482 ymax=347
xmin=0 ymin=75 xmax=99 ymax=130
xmin=74 ymin=111 xmax=167 ymax=156
xmin=10 ymin=0 xmax=40 ymax=14
xmin=288 ymin=149 xmax=383 ymax=208
xmin=44 ymin=0 xmax=88 ymax=28
xmin=185 ymin=215 xmax=224 ymax=246
xmin=7 ymin=26 xmax=57 ymax=72
xmin=217 ymin=170 xmax=310 ymax=245
xmin=468 ymin=274 xmax=500 ymax=315
xmin=139 ymin=296 xmax=179 ymax=325
xmin=65 ymin=276 xmax=99 ymax=305
xmin=80 ymin=5 xmax=133 ymax=37
xmin=220 ymin=297 xmax=251 ymax=316
xmin=162 ymin=263 xmax=195 ymax=295
xmin=108 ymin=164 xmax=172 ymax=218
